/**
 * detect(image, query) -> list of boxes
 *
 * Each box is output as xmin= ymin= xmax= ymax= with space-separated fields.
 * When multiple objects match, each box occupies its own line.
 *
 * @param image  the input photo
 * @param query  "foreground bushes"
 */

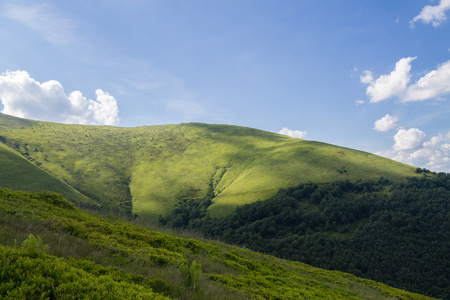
xmin=0 ymin=244 xmax=168 ymax=299
xmin=0 ymin=188 xmax=435 ymax=299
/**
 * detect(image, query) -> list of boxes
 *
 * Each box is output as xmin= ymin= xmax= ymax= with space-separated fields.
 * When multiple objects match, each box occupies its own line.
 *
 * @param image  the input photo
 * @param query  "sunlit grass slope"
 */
xmin=0 ymin=141 xmax=97 ymax=208
xmin=0 ymin=114 xmax=418 ymax=220
xmin=0 ymin=188 xmax=435 ymax=299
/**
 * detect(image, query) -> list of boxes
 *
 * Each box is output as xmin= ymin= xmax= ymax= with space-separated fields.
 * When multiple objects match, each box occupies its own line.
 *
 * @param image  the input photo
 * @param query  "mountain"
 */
xmin=1 ymin=113 xmax=447 ymax=298
xmin=0 ymin=113 xmax=417 ymax=220
xmin=0 ymin=188 xmax=434 ymax=299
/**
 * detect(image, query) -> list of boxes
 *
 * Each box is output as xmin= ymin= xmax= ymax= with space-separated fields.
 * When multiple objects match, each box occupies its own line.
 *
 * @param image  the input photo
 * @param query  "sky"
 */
xmin=0 ymin=1 xmax=450 ymax=172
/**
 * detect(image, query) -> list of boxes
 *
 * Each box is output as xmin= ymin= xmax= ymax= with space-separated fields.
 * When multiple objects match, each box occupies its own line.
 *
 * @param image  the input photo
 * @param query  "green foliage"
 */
xmin=0 ymin=246 xmax=169 ymax=299
xmin=176 ymin=175 xmax=450 ymax=299
xmin=415 ymin=167 xmax=435 ymax=174
xmin=180 ymin=260 xmax=202 ymax=290
xmin=36 ymin=190 xmax=76 ymax=210
xmin=0 ymin=113 xmax=418 ymax=220
xmin=0 ymin=188 xmax=434 ymax=299
xmin=20 ymin=234 xmax=49 ymax=258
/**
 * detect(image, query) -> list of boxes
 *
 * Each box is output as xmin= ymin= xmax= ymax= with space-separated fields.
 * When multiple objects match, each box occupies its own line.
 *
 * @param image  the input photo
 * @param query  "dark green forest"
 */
xmin=161 ymin=171 xmax=450 ymax=299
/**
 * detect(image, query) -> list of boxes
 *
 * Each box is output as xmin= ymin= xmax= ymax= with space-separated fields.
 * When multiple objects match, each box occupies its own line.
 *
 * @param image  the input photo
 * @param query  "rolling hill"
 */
xmin=0 ymin=113 xmax=418 ymax=220
xmin=1 ymin=113 xmax=447 ymax=298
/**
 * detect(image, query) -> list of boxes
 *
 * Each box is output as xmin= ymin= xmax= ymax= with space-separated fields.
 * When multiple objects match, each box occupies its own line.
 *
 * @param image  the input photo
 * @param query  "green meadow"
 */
xmin=0 ymin=113 xmax=417 ymax=220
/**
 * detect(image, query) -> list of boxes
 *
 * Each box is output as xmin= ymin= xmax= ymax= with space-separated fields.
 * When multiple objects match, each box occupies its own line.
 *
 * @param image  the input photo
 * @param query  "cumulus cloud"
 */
xmin=0 ymin=70 xmax=119 ymax=125
xmin=278 ymin=127 xmax=307 ymax=139
xmin=374 ymin=114 xmax=398 ymax=132
xmin=362 ymin=57 xmax=416 ymax=103
xmin=424 ymin=131 xmax=450 ymax=147
xmin=403 ymin=60 xmax=450 ymax=101
xmin=411 ymin=0 xmax=450 ymax=27
xmin=378 ymin=129 xmax=450 ymax=172
xmin=361 ymin=57 xmax=450 ymax=103
xmin=393 ymin=128 xmax=426 ymax=150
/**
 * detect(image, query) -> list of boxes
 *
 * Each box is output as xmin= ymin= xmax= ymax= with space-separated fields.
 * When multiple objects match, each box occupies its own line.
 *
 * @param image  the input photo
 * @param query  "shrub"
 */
xmin=20 ymin=234 xmax=49 ymax=258
xmin=180 ymin=260 xmax=202 ymax=290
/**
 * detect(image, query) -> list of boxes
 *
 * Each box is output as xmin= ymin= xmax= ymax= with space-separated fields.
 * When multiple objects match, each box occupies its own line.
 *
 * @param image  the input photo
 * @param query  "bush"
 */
xmin=20 ymin=234 xmax=49 ymax=258
xmin=180 ymin=260 xmax=202 ymax=290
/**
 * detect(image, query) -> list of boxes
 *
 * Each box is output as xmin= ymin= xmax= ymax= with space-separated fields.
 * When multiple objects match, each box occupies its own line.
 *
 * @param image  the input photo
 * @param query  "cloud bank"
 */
xmin=411 ymin=0 xmax=450 ymax=27
xmin=278 ymin=127 xmax=307 ymax=139
xmin=378 ymin=129 xmax=450 ymax=172
xmin=0 ymin=70 xmax=119 ymax=125
xmin=361 ymin=57 xmax=450 ymax=103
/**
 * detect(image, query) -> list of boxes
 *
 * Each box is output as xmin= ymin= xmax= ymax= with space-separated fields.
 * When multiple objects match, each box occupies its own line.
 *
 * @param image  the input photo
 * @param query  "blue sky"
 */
xmin=0 ymin=1 xmax=450 ymax=172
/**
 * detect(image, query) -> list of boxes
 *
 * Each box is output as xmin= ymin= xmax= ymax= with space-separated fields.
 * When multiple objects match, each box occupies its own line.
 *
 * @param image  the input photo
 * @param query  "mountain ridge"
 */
xmin=0 ymin=113 xmax=418 ymax=219
xmin=2 ymin=113 xmax=447 ymax=298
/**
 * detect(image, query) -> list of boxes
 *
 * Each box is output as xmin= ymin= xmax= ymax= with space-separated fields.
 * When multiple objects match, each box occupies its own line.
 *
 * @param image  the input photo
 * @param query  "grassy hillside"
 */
xmin=0 ymin=141 xmax=98 ymax=208
xmin=0 ymin=113 xmax=418 ymax=220
xmin=0 ymin=188 xmax=435 ymax=299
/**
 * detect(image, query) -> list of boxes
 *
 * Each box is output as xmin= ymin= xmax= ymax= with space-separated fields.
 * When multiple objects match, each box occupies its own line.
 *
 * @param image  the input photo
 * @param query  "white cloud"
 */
xmin=359 ymin=70 xmax=373 ymax=84
xmin=424 ymin=131 xmax=450 ymax=147
xmin=355 ymin=100 xmax=365 ymax=106
xmin=374 ymin=114 xmax=398 ymax=132
xmin=278 ymin=127 xmax=307 ymax=139
xmin=362 ymin=57 xmax=450 ymax=103
xmin=393 ymin=128 xmax=426 ymax=150
xmin=3 ymin=3 xmax=76 ymax=46
xmin=403 ymin=60 xmax=450 ymax=102
xmin=0 ymin=70 xmax=119 ymax=125
xmin=362 ymin=57 xmax=416 ymax=103
xmin=411 ymin=0 xmax=450 ymax=27
xmin=378 ymin=129 xmax=450 ymax=172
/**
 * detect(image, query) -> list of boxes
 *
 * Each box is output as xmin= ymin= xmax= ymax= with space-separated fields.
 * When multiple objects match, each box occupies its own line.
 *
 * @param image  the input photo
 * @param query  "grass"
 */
xmin=0 ymin=142 xmax=97 ymax=208
xmin=0 ymin=114 xmax=418 ymax=220
xmin=0 ymin=188 xmax=435 ymax=299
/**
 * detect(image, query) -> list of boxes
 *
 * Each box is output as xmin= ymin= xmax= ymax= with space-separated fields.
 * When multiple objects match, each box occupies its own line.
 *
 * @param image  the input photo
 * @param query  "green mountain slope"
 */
xmin=0 ymin=140 xmax=98 ymax=208
xmin=0 ymin=113 xmax=418 ymax=219
xmin=0 ymin=188 xmax=434 ymax=299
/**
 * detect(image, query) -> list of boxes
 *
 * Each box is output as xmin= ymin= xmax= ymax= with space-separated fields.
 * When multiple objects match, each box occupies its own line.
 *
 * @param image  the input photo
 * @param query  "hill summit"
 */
xmin=0 ymin=113 xmax=417 ymax=219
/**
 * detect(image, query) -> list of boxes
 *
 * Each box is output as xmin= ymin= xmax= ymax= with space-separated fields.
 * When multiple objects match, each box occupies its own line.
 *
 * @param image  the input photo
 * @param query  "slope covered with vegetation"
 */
xmin=0 ymin=141 xmax=97 ymax=208
xmin=0 ymin=113 xmax=418 ymax=220
xmin=163 ymin=172 xmax=450 ymax=299
xmin=0 ymin=188 xmax=434 ymax=299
